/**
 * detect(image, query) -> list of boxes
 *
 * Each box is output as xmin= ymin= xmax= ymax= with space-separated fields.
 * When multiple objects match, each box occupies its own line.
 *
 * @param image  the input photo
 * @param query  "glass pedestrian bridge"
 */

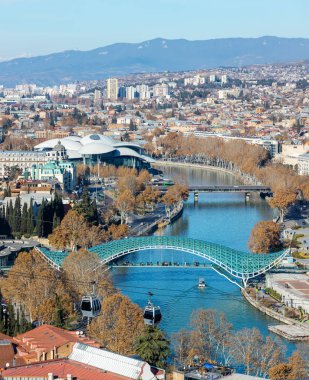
xmin=37 ymin=236 xmax=288 ymax=287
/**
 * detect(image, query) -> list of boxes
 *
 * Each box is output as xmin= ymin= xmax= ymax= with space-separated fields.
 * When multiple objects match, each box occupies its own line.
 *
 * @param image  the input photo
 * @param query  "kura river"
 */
xmin=112 ymin=165 xmax=297 ymax=353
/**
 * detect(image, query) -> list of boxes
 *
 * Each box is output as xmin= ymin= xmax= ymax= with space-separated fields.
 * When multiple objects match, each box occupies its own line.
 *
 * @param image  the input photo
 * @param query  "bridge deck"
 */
xmin=158 ymin=185 xmax=271 ymax=193
xmin=36 ymin=236 xmax=287 ymax=285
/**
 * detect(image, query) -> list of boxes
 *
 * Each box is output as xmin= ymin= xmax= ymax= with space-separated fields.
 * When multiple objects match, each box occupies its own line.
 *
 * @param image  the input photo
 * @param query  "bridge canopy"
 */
xmin=37 ymin=236 xmax=287 ymax=283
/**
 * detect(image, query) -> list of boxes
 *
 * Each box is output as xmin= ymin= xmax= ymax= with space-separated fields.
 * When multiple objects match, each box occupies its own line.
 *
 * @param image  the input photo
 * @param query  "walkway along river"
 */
xmin=112 ymin=164 xmax=298 ymax=354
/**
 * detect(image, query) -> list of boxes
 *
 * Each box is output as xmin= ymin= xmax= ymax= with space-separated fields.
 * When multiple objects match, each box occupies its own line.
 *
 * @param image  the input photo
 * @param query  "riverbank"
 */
xmin=154 ymin=160 xmax=237 ymax=177
xmin=242 ymin=288 xmax=309 ymax=341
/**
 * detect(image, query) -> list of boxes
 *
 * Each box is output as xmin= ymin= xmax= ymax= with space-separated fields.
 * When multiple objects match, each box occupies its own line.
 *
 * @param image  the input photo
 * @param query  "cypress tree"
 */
xmin=21 ymin=203 xmax=28 ymax=236
xmin=12 ymin=196 xmax=22 ymax=235
xmin=14 ymin=309 xmax=20 ymax=336
xmin=19 ymin=310 xmax=31 ymax=334
xmin=6 ymin=303 xmax=15 ymax=336
xmin=0 ymin=303 xmax=4 ymax=333
xmin=52 ymin=213 xmax=60 ymax=230
xmin=6 ymin=200 xmax=14 ymax=231
xmin=54 ymin=295 xmax=65 ymax=328
xmin=27 ymin=198 xmax=34 ymax=236
xmin=36 ymin=199 xmax=45 ymax=237
xmin=53 ymin=192 xmax=64 ymax=222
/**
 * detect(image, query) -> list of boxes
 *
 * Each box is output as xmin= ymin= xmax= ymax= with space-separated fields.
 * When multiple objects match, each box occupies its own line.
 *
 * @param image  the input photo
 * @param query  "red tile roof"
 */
xmin=0 ymin=341 xmax=15 ymax=368
xmin=2 ymin=358 xmax=132 ymax=380
xmin=14 ymin=324 xmax=100 ymax=353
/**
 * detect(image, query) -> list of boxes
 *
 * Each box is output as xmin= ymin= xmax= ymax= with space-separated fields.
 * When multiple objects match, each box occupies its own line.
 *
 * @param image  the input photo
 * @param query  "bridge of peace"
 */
xmin=37 ymin=236 xmax=288 ymax=288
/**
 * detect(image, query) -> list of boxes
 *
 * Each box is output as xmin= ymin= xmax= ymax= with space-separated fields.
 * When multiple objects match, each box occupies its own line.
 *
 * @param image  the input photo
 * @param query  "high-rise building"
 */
xmin=221 ymin=75 xmax=228 ymax=84
xmin=94 ymin=89 xmax=101 ymax=100
xmin=153 ymin=83 xmax=169 ymax=97
xmin=106 ymin=78 xmax=118 ymax=100
xmin=209 ymin=74 xmax=216 ymax=83
xmin=126 ymin=86 xmax=137 ymax=100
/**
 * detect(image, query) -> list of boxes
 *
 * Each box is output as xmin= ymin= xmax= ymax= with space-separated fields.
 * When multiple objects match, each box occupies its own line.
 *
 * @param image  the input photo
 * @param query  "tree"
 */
xmin=88 ymin=294 xmax=144 ymax=355
xmin=269 ymin=363 xmax=292 ymax=380
xmin=49 ymin=209 xmax=90 ymax=250
xmin=230 ymin=328 xmax=283 ymax=377
xmin=21 ymin=203 xmax=28 ymax=236
xmin=27 ymin=198 xmax=34 ymax=236
xmin=135 ymin=326 xmax=170 ymax=368
xmin=268 ymin=190 xmax=297 ymax=223
xmin=62 ymin=249 xmax=116 ymax=301
xmin=12 ymin=196 xmax=22 ymax=236
xmin=171 ymin=329 xmax=191 ymax=366
xmin=1 ymin=250 xmax=74 ymax=324
xmin=190 ymin=309 xmax=233 ymax=365
xmin=248 ymin=221 xmax=281 ymax=253
xmin=287 ymin=351 xmax=308 ymax=380
xmin=75 ymin=187 xmax=98 ymax=225
xmin=115 ymin=189 xmax=135 ymax=224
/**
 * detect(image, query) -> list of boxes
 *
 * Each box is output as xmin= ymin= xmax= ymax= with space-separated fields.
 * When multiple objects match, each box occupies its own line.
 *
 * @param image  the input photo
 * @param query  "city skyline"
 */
xmin=1 ymin=0 xmax=309 ymax=61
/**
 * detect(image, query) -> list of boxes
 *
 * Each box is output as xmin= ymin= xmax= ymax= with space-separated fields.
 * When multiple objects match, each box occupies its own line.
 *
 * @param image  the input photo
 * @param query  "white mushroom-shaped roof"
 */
xmin=34 ymin=138 xmax=82 ymax=151
xmin=79 ymin=142 xmax=116 ymax=155
xmin=80 ymin=134 xmax=115 ymax=146
xmin=63 ymin=136 xmax=82 ymax=142
xmin=115 ymin=147 xmax=143 ymax=158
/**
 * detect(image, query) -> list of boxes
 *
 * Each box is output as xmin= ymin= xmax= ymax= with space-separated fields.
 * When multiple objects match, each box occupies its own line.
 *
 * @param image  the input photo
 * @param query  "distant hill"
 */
xmin=1 ymin=36 xmax=309 ymax=86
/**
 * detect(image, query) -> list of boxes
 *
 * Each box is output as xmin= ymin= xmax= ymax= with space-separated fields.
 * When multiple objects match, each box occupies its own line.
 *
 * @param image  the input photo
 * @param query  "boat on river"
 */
xmin=198 ymin=277 xmax=206 ymax=288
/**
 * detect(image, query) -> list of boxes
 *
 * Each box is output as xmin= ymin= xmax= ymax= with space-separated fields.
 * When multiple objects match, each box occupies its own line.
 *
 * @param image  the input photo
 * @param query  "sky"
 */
xmin=1 ymin=0 xmax=309 ymax=61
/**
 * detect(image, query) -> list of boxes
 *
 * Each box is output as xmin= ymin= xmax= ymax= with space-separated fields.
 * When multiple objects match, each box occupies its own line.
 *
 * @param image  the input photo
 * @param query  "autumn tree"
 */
xmin=268 ymin=190 xmax=297 ymax=222
xmin=190 ymin=309 xmax=233 ymax=365
xmin=48 ymin=209 xmax=103 ymax=250
xmin=269 ymin=363 xmax=292 ymax=380
xmin=0 ymin=250 xmax=74 ymax=324
xmin=248 ymin=220 xmax=281 ymax=253
xmin=62 ymin=249 xmax=116 ymax=301
xmin=230 ymin=328 xmax=283 ymax=378
xmin=88 ymin=293 xmax=144 ymax=355
xmin=103 ymin=224 xmax=128 ymax=241
xmin=114 ymin=189 xmax=135 ymax=224
xmin=171 ymin=329 xmax=191 ymax=366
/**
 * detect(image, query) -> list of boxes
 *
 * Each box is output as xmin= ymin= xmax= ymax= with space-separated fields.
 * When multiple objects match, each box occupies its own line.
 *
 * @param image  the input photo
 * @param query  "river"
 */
xmin=112 ymin=165 xmax=297 ymax=354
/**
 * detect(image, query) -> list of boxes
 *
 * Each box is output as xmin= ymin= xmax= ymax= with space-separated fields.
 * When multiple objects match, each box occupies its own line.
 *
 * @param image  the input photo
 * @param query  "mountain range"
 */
xmin=1 ymin=36 xmax=309 ymax=86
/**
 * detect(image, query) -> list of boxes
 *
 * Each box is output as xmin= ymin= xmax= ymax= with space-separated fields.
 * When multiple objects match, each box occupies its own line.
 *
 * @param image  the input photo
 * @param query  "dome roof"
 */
xmin=63 ymin=136 xmax=82 ymax=142
xmin=54 ymin=141 xmax=66 ymax=151
xmin=115 ymin=147 xmax=143 ymax=159
xmin=80 ymin=134 xmax=115 ymax=146
xmin=34 ymin=138 xmax=82 ymax=151
xmin=79 ymin=142 xmax=116 ymax=155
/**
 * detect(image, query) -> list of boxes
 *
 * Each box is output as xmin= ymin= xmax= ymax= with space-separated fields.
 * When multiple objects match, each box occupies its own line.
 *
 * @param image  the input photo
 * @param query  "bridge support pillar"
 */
xmin=245 ymin=192 xmax=250 ymax=202
xmin=194 ymin=191 xmax=199 ymax=203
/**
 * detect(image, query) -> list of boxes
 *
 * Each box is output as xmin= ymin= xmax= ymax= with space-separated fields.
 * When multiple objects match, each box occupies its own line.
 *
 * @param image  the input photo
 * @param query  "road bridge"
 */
xmin=36 ymin=236 xmax=287 ymax=288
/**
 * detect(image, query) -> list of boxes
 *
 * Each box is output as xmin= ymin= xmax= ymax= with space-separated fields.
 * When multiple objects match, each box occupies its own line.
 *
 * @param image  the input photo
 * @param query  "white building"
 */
xmin=153 ymin=83 xmax=169 ymax=97
xmin=209 ymin=74 xmax=216 ymax=82
xmin=276 ymin=143 xmax=309 ymax=167
xmin=126 ymin=86 xmax=137 ymax=100
xmin=221 ymin=74 xmax=228 ymax=84
xmin=69 ymin=342 xmax=165 ymax=380
xmin=94 ymin=89 xmax=102 ymax=100
xmin=298 ymin=153 xmax=309 ymax=175
xmin=106 ymin=78 xmax=118 ymax=100
xmin=266 ymin=273 xmax=309 ymax=314
xmin=0 ymin=151 xmax=47 ymax=177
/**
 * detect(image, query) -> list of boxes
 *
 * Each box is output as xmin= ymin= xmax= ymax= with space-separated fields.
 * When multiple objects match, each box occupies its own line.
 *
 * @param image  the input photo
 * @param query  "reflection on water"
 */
xmin=112 ymin=165 xmax=296 ymax=353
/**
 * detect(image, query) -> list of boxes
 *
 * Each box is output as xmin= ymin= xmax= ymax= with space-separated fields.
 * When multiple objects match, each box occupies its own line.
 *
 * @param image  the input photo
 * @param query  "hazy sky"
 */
xmin=1 ymin=0 xmax=308 ymax=61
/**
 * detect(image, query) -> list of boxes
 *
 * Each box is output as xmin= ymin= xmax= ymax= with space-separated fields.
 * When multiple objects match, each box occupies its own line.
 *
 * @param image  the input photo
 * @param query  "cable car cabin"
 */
xmin=143 ymin=304 xmax=162 ymax=326
xmin=81 ymin=296 xmax=101 ymax=319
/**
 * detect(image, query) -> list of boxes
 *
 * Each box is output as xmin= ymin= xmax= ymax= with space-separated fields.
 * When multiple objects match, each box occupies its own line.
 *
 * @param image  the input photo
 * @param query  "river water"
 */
xmin=112 ymin=165 xmax=296 ymax=353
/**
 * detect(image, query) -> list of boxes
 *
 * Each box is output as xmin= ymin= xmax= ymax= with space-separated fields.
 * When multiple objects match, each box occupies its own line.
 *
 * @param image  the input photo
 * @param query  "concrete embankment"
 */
xmin=154 ymin=161 xmax=237 ymax=177
xmin=242 ymin=289 xmax=309 ymax=340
